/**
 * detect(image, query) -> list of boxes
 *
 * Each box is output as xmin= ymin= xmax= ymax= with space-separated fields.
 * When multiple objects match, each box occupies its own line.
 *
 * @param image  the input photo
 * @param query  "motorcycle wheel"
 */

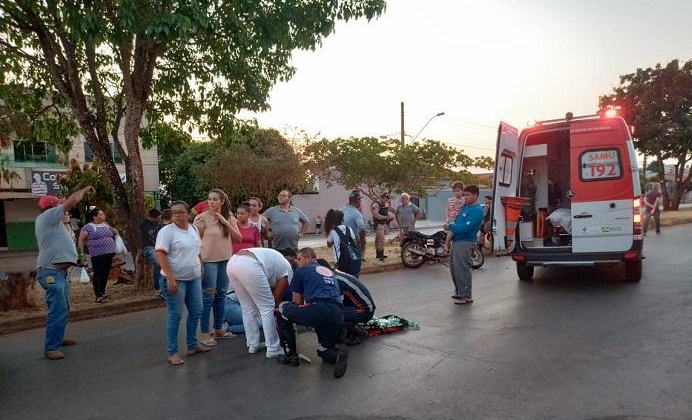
xmin=400 ymin=242 xmax=427 ymax=268
xmin=470 ymin=246 xmax=485 ymax=269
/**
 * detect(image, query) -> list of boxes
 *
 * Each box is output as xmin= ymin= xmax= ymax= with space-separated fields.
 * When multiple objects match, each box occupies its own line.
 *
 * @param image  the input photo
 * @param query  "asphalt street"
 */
xmin=1 ymin=225 xmax=691 ymax=420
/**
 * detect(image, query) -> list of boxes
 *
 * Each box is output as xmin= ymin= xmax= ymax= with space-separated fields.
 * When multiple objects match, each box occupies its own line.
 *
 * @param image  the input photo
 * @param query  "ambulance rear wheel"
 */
xmin=516 ymin=262 xmax=534 ymax=281
xmin=624 ymin=260 xmax=642 ymax=283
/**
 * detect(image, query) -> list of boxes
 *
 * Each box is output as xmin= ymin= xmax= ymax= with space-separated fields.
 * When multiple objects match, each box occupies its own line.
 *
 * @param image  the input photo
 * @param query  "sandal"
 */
xmin=95 ymin=296 xmax=108 ymax=303
xmin=187 ymin=344 xmax=211 ymax=356
xmin=214 ymin=331 xmax=237 ymax=339
xmin=454 ymin=298 xmax=474 ymax=305
xmin=168 ymin=354 xmax=184 ymax=365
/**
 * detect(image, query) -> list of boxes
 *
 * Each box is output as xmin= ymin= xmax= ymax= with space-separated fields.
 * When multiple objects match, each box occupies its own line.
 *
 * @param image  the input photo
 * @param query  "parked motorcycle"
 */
xmin=400 ymin=230 xmax=484 ymax=269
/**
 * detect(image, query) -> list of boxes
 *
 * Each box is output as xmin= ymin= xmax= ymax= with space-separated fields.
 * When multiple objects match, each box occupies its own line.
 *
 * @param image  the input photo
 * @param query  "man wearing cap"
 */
xmin=341 ymin=190 xmax=367 ymax=261
xmin=35 ymin=186 xmax=95 ymax=360
xmin=370 ymin=193 xmax=394 ymax=261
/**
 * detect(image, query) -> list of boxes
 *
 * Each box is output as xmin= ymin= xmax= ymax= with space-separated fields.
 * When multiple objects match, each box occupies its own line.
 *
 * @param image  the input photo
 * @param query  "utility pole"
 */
xmin=400 ymin=101 xmax=405 ymax=144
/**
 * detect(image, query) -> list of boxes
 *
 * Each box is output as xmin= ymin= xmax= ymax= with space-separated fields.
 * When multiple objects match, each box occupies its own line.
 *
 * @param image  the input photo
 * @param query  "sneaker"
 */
xmin=277 ymin=354 xmax=299 ymax=366
xmin=44 ymin=350 xmax=65 ymax=360
xmin=265 ymin=348 xmax=285 ymax=359
xmin=248 ymin=342 xmax=266 ymax=354
xmin=333 ymin=345 xmax=348 ymax=379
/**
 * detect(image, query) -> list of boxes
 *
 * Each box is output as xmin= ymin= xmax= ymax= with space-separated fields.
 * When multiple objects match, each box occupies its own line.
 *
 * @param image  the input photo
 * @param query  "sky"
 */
xmin=247 ymin=0 xmax=692 ymax=160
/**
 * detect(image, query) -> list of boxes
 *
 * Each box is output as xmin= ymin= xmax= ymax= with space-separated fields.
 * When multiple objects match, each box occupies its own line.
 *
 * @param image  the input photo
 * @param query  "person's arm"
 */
xmin=272 ymin=276 xmax=289 ymax=304
xmin=371 ymin=203 xmax=385 ymax=221
xmin=78 ymin=228 xmax=88 ymax=254
xmin=253 ymin=229 xmax=262 ymax=247
xmin=155 ymin=249 xmax=177 ymax=294
xmin=220 ymin=213 xmax=242 ymax=242
xmin=62 ymin=186 xmax=95 ymax=213
xmin=395 ymin=206 xmax=401 ymax=226
xmin=291 ymin=291 xmax=304 ymax=305
xmin=193 ymin=215 xmax=205 ymax=237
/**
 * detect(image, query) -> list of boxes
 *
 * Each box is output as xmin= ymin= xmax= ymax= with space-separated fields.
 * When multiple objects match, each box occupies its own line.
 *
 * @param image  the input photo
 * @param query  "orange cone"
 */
xmin=500 ymin=196 xmax=532 ymax=250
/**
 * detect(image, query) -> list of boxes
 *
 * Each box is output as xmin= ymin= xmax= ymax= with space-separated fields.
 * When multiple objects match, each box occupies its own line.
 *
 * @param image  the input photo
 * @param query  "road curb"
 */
xmin=0 ymin=296 xmax=165 ymax=335
xmin=0 ymin=263 xmax=404 ymax=335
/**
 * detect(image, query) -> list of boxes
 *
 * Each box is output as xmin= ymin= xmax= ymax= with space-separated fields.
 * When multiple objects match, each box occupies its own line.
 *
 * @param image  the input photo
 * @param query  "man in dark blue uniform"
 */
xmin=275 ymin=247 xmax=348 ymax=378
xmin=316 ymin=259 xmax=375 ymax=345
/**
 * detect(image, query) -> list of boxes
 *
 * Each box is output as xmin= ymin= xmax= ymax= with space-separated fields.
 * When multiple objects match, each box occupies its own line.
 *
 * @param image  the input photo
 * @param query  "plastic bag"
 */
xmin=114 ymin=235 xmax=127 ymax=254
xmin=79 ymin=267 xmax=91 ymax=284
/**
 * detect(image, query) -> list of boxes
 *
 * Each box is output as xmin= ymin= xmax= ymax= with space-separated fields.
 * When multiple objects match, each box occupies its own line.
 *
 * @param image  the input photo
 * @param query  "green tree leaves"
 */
xmin=599 ymin=59 xmax=692 ymax=209
xmin=304 ymin=136 xmax=493 ymax=200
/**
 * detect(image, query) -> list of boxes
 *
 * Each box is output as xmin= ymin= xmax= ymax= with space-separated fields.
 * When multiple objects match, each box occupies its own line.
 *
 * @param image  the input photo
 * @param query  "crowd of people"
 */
xmin=34 ymin=184 xmax=485 ymax=378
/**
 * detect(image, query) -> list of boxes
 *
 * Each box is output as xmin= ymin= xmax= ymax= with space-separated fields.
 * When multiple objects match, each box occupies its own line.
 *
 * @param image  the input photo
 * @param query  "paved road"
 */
xmin=1 ymin=226 xmax=691 ymax=420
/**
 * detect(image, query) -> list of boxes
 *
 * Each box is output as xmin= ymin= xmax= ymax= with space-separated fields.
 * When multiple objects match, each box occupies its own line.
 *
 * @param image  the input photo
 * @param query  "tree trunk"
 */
xmin=134 ymin=250 xmax=154 ymax=290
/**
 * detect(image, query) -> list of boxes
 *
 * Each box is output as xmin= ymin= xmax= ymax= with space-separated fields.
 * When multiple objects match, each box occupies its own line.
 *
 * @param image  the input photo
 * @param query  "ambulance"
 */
xmin=491 ymin=112 xmax=643 ymax=282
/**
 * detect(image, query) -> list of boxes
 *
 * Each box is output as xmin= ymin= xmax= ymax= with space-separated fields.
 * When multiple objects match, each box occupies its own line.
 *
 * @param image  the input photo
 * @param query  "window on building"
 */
xmin=13 ymin=141 xmax=59 ymax=164
xmin=84 ymin=141 xmax=123 ymax=163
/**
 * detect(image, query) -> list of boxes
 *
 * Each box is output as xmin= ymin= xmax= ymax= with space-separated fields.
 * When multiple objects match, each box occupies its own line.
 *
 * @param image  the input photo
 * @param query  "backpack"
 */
xmin=334 ymin=226 xmax=362 ymax=277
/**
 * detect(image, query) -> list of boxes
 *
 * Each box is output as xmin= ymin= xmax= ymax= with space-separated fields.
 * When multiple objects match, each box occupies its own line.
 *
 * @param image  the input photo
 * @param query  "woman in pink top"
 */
xmin=193 ymin=188 xmax=241 ymax=346
xmin=233 ymin=202 xmax=261 ymax=253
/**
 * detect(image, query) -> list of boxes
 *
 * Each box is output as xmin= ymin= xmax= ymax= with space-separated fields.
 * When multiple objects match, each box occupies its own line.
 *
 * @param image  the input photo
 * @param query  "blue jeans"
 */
xmin=223 ymin=297 xmax=261 ymax=334
xmin=36 ymin=267 xmax=70 ymax=351
xmin=201 ymin=261 xmax=229 ymax=333
xmin=160 ymin=277 xmax=203 ymax=355
xmin=143 ymin=246 xmax=162 ymax=290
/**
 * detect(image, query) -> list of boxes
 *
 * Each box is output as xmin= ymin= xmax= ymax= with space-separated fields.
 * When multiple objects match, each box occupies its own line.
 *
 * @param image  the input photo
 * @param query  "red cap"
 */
xmin=38 ymin=195 xmax=66 ymax=210
xmin=192 ymin=200 xmax=209 ymax=214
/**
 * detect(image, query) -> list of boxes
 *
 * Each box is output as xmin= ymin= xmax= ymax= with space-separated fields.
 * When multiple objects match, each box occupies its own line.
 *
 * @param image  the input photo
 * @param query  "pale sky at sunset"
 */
xmin=249 ymin=0 xmax=692 ymax=159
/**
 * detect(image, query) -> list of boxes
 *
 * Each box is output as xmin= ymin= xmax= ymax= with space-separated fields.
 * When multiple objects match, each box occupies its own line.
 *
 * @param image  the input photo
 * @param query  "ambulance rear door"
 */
xmin=569 ymin=117 xmax=635 ymax=253
xmin=492 ymin=122 xmax=522 ymax=253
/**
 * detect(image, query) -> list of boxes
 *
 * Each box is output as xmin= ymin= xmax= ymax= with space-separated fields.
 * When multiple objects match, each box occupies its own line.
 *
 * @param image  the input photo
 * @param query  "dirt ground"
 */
xmin=0 ymin=242 xmax=403 ymax=324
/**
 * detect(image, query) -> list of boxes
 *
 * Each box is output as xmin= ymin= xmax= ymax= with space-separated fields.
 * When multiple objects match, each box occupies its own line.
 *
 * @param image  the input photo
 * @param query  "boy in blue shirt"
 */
xmin=447 ymin=185 xmax=484 ymax=305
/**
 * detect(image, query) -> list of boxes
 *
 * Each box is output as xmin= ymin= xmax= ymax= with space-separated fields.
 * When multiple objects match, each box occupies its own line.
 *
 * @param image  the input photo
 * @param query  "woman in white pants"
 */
xmin=227 ymin=248 xmax=292 ymax=358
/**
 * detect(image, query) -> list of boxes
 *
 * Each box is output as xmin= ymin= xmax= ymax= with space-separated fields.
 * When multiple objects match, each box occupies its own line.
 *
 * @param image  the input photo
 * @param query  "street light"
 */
xmin=411 ymin=111 xmax=445 ymax=142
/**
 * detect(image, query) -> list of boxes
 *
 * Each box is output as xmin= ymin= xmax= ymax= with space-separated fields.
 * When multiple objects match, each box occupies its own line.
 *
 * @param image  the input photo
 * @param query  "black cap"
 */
xmin=484 ymin=195 xmax=493 ymax=200
xmin=349 ymin=190 xmax=362 ymax=201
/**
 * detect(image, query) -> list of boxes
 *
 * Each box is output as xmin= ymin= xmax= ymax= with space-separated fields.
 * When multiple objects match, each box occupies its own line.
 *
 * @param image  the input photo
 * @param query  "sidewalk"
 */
xmin=0 ymin=220 xmax=446 ymax=273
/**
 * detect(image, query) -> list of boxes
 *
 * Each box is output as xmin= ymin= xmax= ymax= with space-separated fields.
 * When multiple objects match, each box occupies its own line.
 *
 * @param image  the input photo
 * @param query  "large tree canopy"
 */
xmin=599 ymin=59 xmax=692 ymax=210
xmin=167 ymin=128 xmax=307 ymax=208
xmin=0 ymin=0 xmax=386 ymax=253
xmin=304 ymin=136 xmax=493 ymax=201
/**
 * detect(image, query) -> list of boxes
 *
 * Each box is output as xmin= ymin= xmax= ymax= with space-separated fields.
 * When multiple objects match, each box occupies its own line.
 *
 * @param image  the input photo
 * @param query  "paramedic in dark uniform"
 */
xmin=275 ymin=247 xmax=348 ymax=378
xmin=316 ymin=259 xmax=375 ymax=345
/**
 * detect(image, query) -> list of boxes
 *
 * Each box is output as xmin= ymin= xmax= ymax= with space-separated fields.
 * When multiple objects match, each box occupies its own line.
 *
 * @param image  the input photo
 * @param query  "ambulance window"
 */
xmin=579 ymin=148 xmax=623 ymax=181
xmin=498 ymin=152 xmax=513 ymax=187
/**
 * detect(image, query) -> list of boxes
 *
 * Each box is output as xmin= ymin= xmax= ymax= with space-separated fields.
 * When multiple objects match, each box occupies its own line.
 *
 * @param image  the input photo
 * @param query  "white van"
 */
xmin=491 ymin=113 xmax=644 ymax=282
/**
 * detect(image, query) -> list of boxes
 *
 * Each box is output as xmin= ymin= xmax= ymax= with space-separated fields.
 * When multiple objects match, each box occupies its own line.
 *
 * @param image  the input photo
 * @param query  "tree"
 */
xmin=599 ymin=59 xmax=692 ymax=210
xmin=0 ymin=0 xmax=387 ymax=252
xmin=166 ymin=128 xmax=307 ymax=208
xmin=304 ymin=136 xmax=493 ymax=201
xmin=197 ymin=129 xmax=307 ymax=207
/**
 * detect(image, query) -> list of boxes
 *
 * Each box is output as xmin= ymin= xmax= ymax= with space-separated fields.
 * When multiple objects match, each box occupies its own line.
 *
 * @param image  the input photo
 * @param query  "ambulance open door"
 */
xmin=491 ymin=122 xmax=522 ymax=253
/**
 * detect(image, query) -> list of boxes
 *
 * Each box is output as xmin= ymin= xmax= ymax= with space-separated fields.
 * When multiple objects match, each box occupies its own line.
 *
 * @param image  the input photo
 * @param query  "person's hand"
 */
xmin=167 ymin=279 xmax=178 ymax=294
xmin=85 ymin=186 xmax=96 ymax=195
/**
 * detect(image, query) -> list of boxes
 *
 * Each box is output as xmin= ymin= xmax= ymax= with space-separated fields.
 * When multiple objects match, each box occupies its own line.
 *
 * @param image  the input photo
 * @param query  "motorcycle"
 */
xmin=400 ymin=230 xmax=484 ymax=269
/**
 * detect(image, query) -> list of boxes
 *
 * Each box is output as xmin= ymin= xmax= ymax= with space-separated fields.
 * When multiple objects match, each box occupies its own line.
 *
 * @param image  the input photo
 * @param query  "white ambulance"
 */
xmin=491 ymin=112 xmax=644 ymax=282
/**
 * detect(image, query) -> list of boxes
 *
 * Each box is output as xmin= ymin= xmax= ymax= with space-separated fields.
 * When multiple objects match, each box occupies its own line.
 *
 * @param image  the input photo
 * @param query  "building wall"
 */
xmin=3 ymin=199 xmax=41 ymax=250
xmin=0 ymin=134 xmax=159 ymax=251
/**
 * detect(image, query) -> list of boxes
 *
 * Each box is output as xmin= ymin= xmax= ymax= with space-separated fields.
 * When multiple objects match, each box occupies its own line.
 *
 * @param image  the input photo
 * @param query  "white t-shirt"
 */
xmin=242 ymin=248 xmax=293 ymax=287
xmin=155 ymin=223 xmax=202 ymax=281
xmin=327 ymin=225 xmax=357 ymax=262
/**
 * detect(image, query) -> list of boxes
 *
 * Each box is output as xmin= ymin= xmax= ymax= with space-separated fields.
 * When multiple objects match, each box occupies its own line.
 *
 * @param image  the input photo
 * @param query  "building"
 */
xmin=0 ymin=135 xmax=159 ymax=251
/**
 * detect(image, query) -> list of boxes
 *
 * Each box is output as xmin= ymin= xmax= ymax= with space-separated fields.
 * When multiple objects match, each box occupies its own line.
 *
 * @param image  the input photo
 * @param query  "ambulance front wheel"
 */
xmin=624 ymin=260 xmax=642 ymax=283
xmin=516 ymin=262 xmax=534 ymax=281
